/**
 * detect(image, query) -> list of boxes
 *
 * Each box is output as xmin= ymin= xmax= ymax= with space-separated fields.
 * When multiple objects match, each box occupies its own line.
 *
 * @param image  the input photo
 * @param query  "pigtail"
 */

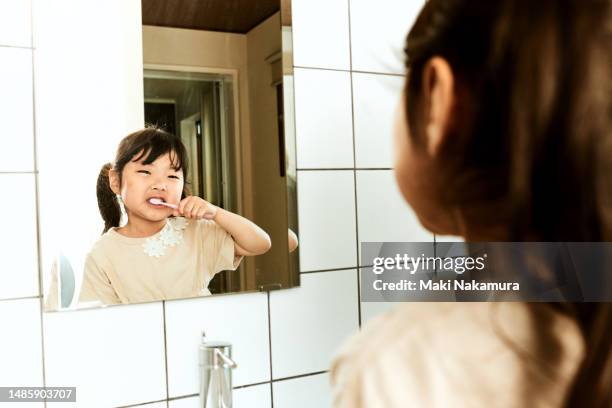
xmin=96 ymin=163 xmax=121 ymax=234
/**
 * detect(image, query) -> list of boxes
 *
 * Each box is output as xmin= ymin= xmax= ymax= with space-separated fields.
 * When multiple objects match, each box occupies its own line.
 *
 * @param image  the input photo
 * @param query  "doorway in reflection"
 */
xmin=144 ymin=69 xmax=240 ymax=294
xmin=144 ymin=70 xmax=237 ymax=210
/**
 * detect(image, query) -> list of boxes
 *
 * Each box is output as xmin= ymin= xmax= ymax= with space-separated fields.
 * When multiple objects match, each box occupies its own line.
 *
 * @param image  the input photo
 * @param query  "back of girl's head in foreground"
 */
xmin=405 ymin=0 xmax=611 ymax=241
xmin=403 ymin=1 xmax=611 ymax=406
xmin=96 ymin=127 xmax=190 ymax=234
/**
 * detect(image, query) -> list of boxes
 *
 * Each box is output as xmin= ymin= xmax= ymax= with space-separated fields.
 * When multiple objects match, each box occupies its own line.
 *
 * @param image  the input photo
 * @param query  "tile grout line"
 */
xmin=0 ymin=43 xmax=34 ymax=50
xmin=346 ymin=0 xmax=363 ymax=329
xmin=154 ymin=369 xmax=330 ymax=406
xmin=162 ymin=377 xmax=284 ymax=403
xmin=266 ymin=290 xmax=275 ymax=407
xmin=233 ymin=379 xmax=272 ymax=389
xmin=28 ymin=3 xmax=49 ymax=405
xmin=0 ymin=295 xmax=42 ymax=302
xmin=293 ymin=64 xmax=404 ymax=78
xmin=114 ymin=398 xmax=169 ymax=408
xmin=271 ymin=370 xmax=329 ymax=383
xmin=162 ymin=301 xmax=170 ymax=404
xmin=271 ymin=0 xmax=303 ymax=401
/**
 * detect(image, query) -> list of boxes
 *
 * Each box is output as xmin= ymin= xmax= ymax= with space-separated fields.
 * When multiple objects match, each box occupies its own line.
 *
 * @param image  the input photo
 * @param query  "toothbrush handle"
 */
xmin=164 ymin=202 xmax=179 ymax=209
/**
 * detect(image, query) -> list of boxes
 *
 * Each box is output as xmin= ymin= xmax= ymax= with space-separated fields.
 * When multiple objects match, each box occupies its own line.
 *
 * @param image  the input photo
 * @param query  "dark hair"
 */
xmin=404 ymin=1 xmax=611 ymax=406
xmin=97 ymin=127 xmax=190 ymax=234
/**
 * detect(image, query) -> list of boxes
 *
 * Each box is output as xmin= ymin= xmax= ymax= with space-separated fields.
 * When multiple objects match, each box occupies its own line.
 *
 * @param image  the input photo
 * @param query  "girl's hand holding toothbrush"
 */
xmin=168 ymin=196 xmax=218 ymax=220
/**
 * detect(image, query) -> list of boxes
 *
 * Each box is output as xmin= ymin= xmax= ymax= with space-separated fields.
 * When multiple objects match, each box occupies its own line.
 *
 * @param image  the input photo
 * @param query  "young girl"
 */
xmin=78 ymin=127 xmax=271 ymax=306
xmin=332 ymin=0 xmax=611 ymax=407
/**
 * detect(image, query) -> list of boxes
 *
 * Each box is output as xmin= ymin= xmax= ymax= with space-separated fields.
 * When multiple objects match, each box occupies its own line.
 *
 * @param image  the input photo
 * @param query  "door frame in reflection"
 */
xmin=143 ymin=64 xmax=256 ymax=292
xmin=144 ymin=64 xmax=243 ymax=214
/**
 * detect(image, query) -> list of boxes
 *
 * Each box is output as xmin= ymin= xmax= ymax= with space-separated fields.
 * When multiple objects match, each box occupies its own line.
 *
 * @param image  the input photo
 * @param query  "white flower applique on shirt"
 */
xmin=143 ymin=217 xmax=189 ymax=258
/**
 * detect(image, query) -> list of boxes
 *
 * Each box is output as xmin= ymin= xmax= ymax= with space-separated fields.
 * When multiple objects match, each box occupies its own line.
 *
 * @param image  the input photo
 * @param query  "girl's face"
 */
xmin=112 ymin=151 xmax=184 ymax=223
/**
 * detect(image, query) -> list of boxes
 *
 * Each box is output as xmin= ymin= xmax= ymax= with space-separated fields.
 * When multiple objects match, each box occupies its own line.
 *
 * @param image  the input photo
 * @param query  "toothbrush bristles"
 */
xmin=149 ymin=198 xmax=178 ymax=209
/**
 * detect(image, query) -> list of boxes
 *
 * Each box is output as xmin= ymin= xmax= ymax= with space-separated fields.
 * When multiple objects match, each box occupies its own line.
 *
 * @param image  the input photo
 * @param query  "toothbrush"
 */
xmin=148 ymin=197 xmax=178 ymax=209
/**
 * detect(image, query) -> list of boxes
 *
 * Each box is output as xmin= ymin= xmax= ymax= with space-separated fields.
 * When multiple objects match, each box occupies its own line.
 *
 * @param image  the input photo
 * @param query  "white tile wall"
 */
xmin=0 ymin=174 xmax=39 ymax=300
xmin=0 ymin=47 xmax=34 ymax=172
xmin=349 ymin=0 xmax=424 ymax=74
xmin=294 ymin=68 xmax=354 ymax=169
xmin=297 ymin=170 xmax=357 ymax=272
xmin=352 ymin=73 xmax=404 ymax=168
xmin=273 ymin=373 xmax=332 ymax=408
xmin=43 ymin=303 xmax=167 ymax=408
xmin=0 ymin=298 xmax=43 ymax=387
xmin=234 ymin=384 xmax=272 ymax=408
xmin=292 ymin=0 xmax=350 ymax=70
xmin=269 ymin=270 xmax=359 ymax=379
xmin=10 ymin=0 xmax=429 ymax=406
xmin=0 ymin=0 xmax=32 ymax=47
xmin=356 ymin=170 xmax=433 ymax=245
xmin=164 ymin=292 xmax=270 ymax=396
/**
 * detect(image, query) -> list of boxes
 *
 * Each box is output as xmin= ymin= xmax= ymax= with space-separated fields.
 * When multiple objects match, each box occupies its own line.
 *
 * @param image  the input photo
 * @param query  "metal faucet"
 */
xmin=199 ymin=332 xmax=237 ymax=408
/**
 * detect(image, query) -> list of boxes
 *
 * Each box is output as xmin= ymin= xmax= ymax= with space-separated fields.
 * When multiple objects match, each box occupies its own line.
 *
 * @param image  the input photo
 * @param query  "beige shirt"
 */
xmin=78 ymin=217 xmax=242 ymax=306
xmin=331 ymin=302 xmax=584 ymax=408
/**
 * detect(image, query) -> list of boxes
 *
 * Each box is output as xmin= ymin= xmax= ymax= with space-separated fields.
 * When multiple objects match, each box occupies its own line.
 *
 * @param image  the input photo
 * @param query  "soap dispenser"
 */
xmin=199 ymin=331 xmax=237 ymax=408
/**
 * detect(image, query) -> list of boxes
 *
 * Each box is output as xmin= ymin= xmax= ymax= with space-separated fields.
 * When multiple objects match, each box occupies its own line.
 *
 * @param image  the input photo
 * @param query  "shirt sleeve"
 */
xmin=78 ymin=253 xmax=121 ymax=306
xmin=201 ymin=220 xmax=244 ymax=275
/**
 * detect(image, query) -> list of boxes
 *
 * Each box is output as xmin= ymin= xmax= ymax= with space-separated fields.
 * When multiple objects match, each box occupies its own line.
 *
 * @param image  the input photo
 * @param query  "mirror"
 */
xmin=41 ymin=0 xmax=299 ymax=311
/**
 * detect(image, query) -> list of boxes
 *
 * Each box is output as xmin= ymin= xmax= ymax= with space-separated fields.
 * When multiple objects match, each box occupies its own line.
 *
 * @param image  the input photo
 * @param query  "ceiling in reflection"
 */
xmin=142 ymin=0 xmax=280 ymax=33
